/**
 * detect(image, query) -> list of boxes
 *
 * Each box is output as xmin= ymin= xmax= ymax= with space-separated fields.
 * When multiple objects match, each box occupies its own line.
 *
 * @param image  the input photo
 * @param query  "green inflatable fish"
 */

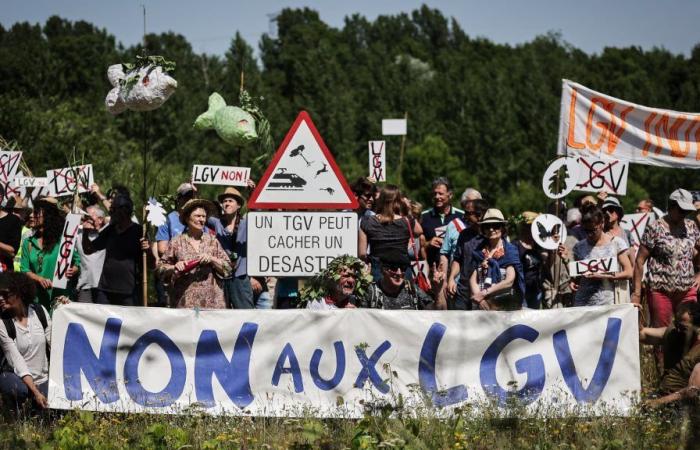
xmin=194 ymin=93 xmax=258 ymax=146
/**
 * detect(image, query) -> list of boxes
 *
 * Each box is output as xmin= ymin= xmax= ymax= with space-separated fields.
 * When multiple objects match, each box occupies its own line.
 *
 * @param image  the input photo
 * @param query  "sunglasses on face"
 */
xmin=382 ymin=265 xmax=406 ymax=274
xmin=481 ymin=224 xmax=501 ymax=231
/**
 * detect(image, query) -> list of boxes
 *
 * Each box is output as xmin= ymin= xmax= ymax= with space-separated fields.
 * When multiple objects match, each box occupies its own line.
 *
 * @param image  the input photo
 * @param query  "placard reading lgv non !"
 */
xmin=247 ymin=211 xmax=358 ymax=276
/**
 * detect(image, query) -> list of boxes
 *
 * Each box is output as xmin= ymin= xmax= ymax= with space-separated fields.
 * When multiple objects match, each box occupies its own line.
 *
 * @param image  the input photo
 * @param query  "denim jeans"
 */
xmin=0 ymin=372 xmax=47 ymax=409
xmin=224 ymin=276 xmax=255 ymax=309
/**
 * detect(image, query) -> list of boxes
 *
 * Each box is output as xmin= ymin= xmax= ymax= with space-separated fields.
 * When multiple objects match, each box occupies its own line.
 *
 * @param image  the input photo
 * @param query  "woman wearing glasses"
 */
xmin=0 ymin=272 xmax=50 ymax=410
xmin=469 ymin=209 xmax=525 ymax=310
xmin=570 ymin=203 xmax=633 ymax=307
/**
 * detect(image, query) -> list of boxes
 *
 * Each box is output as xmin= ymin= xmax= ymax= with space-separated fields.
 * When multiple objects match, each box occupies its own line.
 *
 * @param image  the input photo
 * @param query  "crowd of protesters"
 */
xmin=0 ymin=175 xmax=699 ymax=410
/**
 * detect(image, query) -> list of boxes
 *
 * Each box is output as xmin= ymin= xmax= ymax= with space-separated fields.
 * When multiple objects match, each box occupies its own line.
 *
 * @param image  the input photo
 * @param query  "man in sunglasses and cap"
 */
xmin=354 ymin=253 xmax=434 ymax=310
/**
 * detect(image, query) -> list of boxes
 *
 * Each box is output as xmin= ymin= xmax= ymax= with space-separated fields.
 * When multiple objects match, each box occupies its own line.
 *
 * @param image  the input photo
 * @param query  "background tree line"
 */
xmin=1 ymin=6 xmax=699 ymax=215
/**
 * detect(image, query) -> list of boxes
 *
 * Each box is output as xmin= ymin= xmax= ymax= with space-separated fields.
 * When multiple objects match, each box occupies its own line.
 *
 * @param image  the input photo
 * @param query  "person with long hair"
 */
xmin=570 ymin=203 xmax=633 ymax=306
xmin=358 ymin=185 xmax=422 ymax=281
xmin=19 ymin=197 xmax=79 ymax=310
xmin=0 ymin=272 xmax=50 ymax=410
xmin=633 ymin=189 xmax=700 ymax=327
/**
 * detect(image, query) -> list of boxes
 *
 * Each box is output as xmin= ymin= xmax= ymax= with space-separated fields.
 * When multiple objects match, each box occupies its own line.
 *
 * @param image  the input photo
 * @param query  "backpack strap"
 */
xmin=2 ymin=318 xmax=15 ymax=341
xmin=30 ymin=304 xmax=48 ymax=331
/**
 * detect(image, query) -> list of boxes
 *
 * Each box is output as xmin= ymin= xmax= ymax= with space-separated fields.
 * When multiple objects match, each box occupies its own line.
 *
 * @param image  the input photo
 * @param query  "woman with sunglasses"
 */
xmin=0 ymin=272 xmax=50 ymax=410
xmin=571 ymin=203 xmax=633 ymax=307
xmin=469 ymin=209 xmax=525 ymax=310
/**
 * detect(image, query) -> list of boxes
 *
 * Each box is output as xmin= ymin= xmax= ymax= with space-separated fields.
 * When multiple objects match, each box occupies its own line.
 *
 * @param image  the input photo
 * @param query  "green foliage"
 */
xmin=299 ymin=254 xmax=373 ymax=306
xmin=0 ymin=10 xmax=699 ymax=217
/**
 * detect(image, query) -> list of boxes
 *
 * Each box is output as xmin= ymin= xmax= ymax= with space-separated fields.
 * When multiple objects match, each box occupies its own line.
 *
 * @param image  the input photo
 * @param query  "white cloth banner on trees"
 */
xmin=49 ymin=303 xmax=640 ymax=418
xmin=557 ymin=79 xmax=700 ymax=168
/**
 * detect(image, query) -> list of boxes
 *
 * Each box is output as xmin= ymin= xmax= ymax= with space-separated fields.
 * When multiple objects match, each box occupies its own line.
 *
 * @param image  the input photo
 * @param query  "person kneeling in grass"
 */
xmin=640 ymin=302 xmax=700 ymax=407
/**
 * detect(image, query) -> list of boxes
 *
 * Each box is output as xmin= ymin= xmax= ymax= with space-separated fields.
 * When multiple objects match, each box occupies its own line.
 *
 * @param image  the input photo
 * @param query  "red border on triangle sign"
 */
xmin=248 ymin=111 xmax=359 ymax=210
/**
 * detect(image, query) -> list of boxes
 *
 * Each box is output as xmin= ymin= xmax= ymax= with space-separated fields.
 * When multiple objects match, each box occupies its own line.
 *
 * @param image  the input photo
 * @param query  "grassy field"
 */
xmin=0 ymin=348 xmax=697 ymax=449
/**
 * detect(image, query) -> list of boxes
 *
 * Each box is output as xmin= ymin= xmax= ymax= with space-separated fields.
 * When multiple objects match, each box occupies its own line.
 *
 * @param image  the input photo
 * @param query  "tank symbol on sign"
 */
xmin=267 ymin=168 xmax=307 ymax=190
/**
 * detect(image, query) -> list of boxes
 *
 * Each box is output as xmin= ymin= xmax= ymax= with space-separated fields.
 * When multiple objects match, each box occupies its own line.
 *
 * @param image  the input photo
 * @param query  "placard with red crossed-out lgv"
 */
xmin=575 ymin=156 xmax=629 ymax=196
xmin=248 ymin=111 xmax=358 ymax=210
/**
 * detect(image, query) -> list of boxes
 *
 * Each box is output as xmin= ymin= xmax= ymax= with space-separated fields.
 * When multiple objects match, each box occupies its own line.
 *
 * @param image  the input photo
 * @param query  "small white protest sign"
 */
xmin=368 ymin=141 xmax=386 ymax=182
xmin=145 ymin=197 xmax=167 ymax=227
xmin=568 ymin=257 xmax=619 ymax=277
xmin=12 ymin=177 xmax=48 ymax=188
xmin=620 ymin=212 xmax=655 ymax=248
xmin=52 ymin=213 xmax=81 ymax=289
xmin=531 ymin=214 xmax=567 ymax=250
xmin=410 ymin=260 xmax=430 ymax=280
xmin=575 ymin=156 xmax=629 ymax=195
xmin=382 ymin=119 xmax=407 ymax=136
xmin=191 ymin=164 xmax=251 ymax=186
xmin=248 ymin=111 xmax=358 ymax=210
xmin=247 ymin=211 xmax=358 ymax=276
xmin=0 ymin=151 xmax=23 ymax=183
xmin=542 ymin=157 xmax=581 ymax=199
xmin=46 ymin=165 xmax=94 ymax=197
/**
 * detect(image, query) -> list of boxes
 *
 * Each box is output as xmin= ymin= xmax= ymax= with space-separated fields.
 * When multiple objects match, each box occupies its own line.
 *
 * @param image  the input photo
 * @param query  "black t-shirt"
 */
xmin=86 ymin=223 xmax=142 ymax=294
xmin=358 ymin=281 xmax=433 ymax=310
xmin=361 ymin=215 xmax=414 ymax=263
xmin=453 ymin=228 xmax=483 ymax=290
xmin=0 ymin=213 xmax=21 ymax=271
xmin=420 ymin=207 xmax=463 ymax=267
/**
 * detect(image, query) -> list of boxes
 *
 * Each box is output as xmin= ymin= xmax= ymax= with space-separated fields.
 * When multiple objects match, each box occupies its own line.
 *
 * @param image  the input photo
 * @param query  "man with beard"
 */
xmin=301 ymin=255 xmax=371 ymax=310
xmin=356 ymin=253 xmax=434 ymax=310
xmin=420 ymin=178 xmax=463 ymax=269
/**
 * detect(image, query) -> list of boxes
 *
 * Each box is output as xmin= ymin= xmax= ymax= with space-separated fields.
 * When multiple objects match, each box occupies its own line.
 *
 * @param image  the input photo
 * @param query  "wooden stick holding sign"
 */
xmin=52 ymin=213 xmax=81 ymax=290
xmin=568 ymin=257 xmax=619 ymax=277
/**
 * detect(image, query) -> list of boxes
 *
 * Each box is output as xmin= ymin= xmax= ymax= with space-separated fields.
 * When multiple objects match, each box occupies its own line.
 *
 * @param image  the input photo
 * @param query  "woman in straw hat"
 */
xmin=468 ymin=208 xmax=525 ymax=311
xmin=158 ymin=199 xmax=231 ymax=309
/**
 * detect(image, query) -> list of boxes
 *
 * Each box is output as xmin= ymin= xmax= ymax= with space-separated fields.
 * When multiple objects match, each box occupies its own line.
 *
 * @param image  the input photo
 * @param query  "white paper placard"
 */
xmin=568 ymin=257 xmax=620 ymax=276
xmin=12 ymin=177 xmax=48 ymax=188
xmin=368 ymin=141 xmax=386 ymax=181
xmin=191 ymin=164 xmax=250 ymax=186
xmin=46 ymin=165 xmax=94 ymax=197
xmin=574 ymin=157 xmax=629 ymax=195
xmin=542 ymin=157 xmax=581 ymax=199
xmin=382 ymin=119 xmax=407 ymax=136
xmin=247 ymin=211 xmax=358 ymax=276
xmin=52 ymin=213 xmax=82 ymax=289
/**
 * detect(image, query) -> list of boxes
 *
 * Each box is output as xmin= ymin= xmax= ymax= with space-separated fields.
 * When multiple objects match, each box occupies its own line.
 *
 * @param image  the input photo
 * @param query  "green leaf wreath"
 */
xmin=299 ymin=255 xmax=373 ymax=307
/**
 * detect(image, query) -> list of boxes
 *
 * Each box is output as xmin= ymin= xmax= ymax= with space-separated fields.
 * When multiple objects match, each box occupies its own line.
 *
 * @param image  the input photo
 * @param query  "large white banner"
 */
xmin=49 ymin=303 xmax=640 ymax=417
xmin=558 ymin=80 xmax=700 ymax=168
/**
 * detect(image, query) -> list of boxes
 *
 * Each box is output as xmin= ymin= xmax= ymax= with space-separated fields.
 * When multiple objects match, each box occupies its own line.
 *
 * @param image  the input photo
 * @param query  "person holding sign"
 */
xmin=568 ymin=204 xmax=632 ymax=307
xmin=158 ymin=199 xmax=231 ymax=309
xmin=633 ymin=189 xmax=700 ymax=328
xmin=0 ymin=272 xmax=50 ymax=410
xmin=19 ymin=198 xmax=79 ymax=310
xmin=468 ymin=209 xmax=525 ymax=311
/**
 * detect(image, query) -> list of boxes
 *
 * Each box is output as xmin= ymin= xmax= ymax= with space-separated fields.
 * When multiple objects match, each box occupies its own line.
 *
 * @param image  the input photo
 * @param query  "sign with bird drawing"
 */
xmin=249 ymin=111 xmax=358 ymax=210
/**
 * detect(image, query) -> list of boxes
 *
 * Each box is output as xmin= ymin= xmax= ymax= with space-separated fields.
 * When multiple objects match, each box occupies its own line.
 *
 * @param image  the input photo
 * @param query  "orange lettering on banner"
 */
xmin=585 ymin=97 xmax=611 ymax=151
xmin=681 ymin=117 xmax=699 ymax=159
xmin=606 ymin=106 xmax=634 ymax=154
xmin=567 ymin=89 xmax=585 ymax=149
xmin=642 ymin=112 xmax=658 ymax=156
xmin=668 ymin=115 xmax=688 ymax=158
xmin=694 ymin=118 xmax=700 ymax=160
xmin=653 ymin=114 xmax=670 ymax=155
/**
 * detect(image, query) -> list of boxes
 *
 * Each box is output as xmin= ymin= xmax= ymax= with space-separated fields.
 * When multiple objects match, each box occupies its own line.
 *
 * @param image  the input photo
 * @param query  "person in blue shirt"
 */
xmin=208 ymin=186 xmax=257 ymax=309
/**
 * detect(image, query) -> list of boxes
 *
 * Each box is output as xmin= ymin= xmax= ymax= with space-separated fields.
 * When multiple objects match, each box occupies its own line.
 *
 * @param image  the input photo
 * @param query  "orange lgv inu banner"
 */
xmin=557 ymin=80 xmax=700 ymax=168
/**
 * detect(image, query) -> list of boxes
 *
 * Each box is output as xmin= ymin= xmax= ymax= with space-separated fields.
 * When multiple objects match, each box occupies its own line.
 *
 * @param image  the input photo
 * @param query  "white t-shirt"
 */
xmin=573 ymin=236 xmax=628 ymax=306
xmin=0 ymin=306 xmax=51 ymax=384
xmin=76 ymin=227 xmax=106 ymax=290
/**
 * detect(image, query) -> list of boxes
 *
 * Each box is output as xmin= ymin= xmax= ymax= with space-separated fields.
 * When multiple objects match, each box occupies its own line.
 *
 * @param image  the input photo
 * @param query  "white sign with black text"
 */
xmin=12 ymin=177 xmax=48 ymax=188
xmin=52 ymin=213 xmax=82 ymax=289
xmin=568 ymin=257 xmax=619 ymax=277
xmin=368 ymin=141 xmax=386 ymax=182
xmin=191 ymin=164 xmax=251 ymax=186
xmin=247 ymin=211 xmax=358 ymax=276
xmin=575 ymin=156 xmax=629 ymax=196
xmin=46 ymin=164 xmax=94 ymax=197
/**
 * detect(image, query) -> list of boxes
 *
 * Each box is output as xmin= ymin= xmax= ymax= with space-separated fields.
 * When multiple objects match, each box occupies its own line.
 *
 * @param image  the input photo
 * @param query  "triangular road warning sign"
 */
xmin=249 ymin=111 xmax=359 ymax=210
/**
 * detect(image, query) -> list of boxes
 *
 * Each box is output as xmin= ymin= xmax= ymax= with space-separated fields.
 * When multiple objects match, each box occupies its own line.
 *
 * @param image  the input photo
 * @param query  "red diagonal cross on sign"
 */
xmin=630 ymin=213 xmax=649 ymax=243
xmin=577 ymin=159 xmax=619 ymax=192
